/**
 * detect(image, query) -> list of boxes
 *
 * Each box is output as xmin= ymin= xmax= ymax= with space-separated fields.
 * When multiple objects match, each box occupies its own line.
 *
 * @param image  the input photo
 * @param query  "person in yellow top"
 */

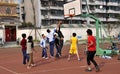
xmin=68 ymin=33 xmax=80 ymax=61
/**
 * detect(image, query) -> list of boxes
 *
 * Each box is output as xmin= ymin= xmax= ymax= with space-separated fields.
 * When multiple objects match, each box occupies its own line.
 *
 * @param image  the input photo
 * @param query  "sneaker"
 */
xmin=27 ymin=66 xmax=31 ymax=69
xmin=31 ymin=64 xmax=36 ymax=67
xmin=42 ymin=57 xmax=45 ymax=58
xmin=67 ymin=58 xmax=70 ymax=61
xmin=78 ymin=58 xmax=81 ymax=61
xmin=45 ymin=57 xmax=49 ymax=59
xmin=23 ymin=62 xmax=26 ymax=65
xmin=95 ymin=66 xmax=100 ymax=72
xmin=85 ymin=68 xmax=92 ymax=72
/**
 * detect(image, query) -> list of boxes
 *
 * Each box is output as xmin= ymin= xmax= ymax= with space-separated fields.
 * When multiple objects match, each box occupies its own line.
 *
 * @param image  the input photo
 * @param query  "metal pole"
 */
xmin=96 ymin=19 xmax=100 ymax=54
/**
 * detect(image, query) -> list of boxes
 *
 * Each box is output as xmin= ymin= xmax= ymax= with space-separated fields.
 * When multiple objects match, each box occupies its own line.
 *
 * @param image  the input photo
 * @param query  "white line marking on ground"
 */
xmin=0 ymin=66 xmax=18 ymax=74
xmin=19 ymin=61 xmax=120 ymax=74
xmin=18 ymin=66 xmax=86 ymax=74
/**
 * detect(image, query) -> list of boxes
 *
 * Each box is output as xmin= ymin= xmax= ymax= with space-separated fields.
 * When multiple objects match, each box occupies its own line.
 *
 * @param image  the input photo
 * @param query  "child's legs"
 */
xmin=68 ymin=48 xmax=73 ymax=59
xmin=89 ymin=51 xmax=98 ymax=67
xmin=76 ymin=50 xmax=80 ymax=59
xmin=28 ymin=54 xmax=32 ymax=66
xmin=68 ymin=53 xmax=71 ymax=59
xmin=22 ymin=50 xmax=27 ymax=64
xmin=49 ymin=41 xmax=54 ymax=56
xmin=28 ymin=53 xmax=34 ymax=65
xmin=87 ymin=51 xmax=91 ymax=66
xmin=43 ymin=48 xmax=47 ymax=58
xmin=56 ymin=46 xmax=60 ymax=54
xmin=31 ymin=53 xmax=34 ymax=64
xmin=59 ymin=40 xmax=64 ymax=55
xmin=42 ymin=48 xmax=45 ymax=57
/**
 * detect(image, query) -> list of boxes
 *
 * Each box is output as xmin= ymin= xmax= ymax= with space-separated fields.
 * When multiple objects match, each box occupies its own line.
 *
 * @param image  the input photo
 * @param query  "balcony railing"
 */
xmin=107 ymin=9 xmax=120 ymax=14
xmin=107 ymin=2 xmax=118 ymax=6
xmin=107 ymin=18 xmax=118 ymax=21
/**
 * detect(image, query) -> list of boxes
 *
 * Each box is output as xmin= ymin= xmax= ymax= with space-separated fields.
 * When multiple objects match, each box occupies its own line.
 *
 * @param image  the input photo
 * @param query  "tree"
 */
xmin=31 ymin=0 xmax=37 ymax=41
xmin=18 ymin=22 xmax=34 ymax=28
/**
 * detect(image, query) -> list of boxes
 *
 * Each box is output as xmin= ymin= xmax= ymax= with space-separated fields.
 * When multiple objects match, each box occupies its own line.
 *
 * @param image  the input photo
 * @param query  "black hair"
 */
xmin=86 ymin=29 xmax=92 ymax=35
xmin=42 ymin=34 xmax=44 ymax=37
xmin=47 ymin=29 xmax=50 ymax=33
xmin=54 ymin=34 xmax=57 ymax=37
xmin=72 ymin=33 xmax=76 ymax=37
xmin=22 ymin=33 xmax=26 ymax=38
xmin=27 ymin=36 xmax=34 ymax=48
xmin=28 ymin=36 xmax=33 ymax=41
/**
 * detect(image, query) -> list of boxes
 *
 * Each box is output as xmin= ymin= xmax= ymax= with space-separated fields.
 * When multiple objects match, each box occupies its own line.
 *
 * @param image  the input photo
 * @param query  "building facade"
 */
xmin=20 ymin=0 xmax=120 ymax=28
xmin=0 ymin=0 xmax=19 ymax=42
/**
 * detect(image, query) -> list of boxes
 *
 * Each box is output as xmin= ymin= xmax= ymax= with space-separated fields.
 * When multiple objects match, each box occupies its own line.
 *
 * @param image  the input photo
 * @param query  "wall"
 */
xmin=17 ymin=27 xmax=120 ymax=42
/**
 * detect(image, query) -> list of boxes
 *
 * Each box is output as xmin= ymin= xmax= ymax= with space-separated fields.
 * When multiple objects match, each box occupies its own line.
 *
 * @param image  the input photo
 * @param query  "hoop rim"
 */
xmin=64 ymin=14 xmax=75 ymax=17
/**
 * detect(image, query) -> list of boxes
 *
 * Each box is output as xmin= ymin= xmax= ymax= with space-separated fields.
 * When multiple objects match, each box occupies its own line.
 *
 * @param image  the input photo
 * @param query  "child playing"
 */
xmin=54 ymin=34 xmax=61 ymax=58
xmin=20 ymin=33 xmax=29 ymax=65
xmin=40 ymin=34 xmax=48 ymax=59
xmin=68 ymin=33 xmax=80 ymax=61
xmin=27 ymin=36 xmax=36 ymax=69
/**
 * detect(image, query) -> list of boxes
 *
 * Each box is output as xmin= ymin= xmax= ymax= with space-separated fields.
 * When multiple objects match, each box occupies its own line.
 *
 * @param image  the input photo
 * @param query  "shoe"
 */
xmin=27 ymin=66 xmax=31 ymax=69
xmin=67 ymin=58 xmax=70 ymax=61
xmin=96 ymin=66 xmax=100 ymax=72
xmin=85 ymin=68 xmax=92 ymax=72
xmin=78 ymin=58 xmax=81 ymax=61
xmin=42 ymin=57 xmax=45 ymax=58
xmin=23 ymin=63 xmax=26 ymax=65
xmin=31 ymin=64 xmax=36 ymax=67
xmin=45 ymin=57 xmax=49 ymax=59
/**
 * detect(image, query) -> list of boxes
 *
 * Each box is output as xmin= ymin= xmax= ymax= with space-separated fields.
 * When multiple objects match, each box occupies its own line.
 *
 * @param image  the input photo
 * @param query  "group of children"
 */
xmin=40 ymin=33 xmax=63 ymax=59
xmin=20 ymin=32 xmax=81 ymax=69
xmin=20 ymin=25 xmax=99 ymax=72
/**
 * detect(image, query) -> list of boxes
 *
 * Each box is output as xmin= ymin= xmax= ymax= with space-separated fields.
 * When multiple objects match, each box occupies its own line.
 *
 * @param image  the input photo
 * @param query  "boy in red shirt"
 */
xmin=20 ymin=33 xmax=29 ymax=65
xmin=86 ymin=29 xmax=100 ymax=72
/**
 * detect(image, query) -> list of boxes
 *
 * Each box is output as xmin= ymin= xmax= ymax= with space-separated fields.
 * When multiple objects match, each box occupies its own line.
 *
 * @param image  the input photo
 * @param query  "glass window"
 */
xmin=5 ymin=0 xmax=9 ymax=2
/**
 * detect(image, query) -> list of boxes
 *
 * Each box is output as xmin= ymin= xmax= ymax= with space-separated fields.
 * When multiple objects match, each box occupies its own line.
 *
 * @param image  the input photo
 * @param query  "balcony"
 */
xmin=98 ymin=17 xmax=106 ymax=21
xmin=41 ymin=6 xmax=63 ymax=10
xmin=107 ymin=18 xmax=118 ymax=21
xmin=95 ymin=1 xmax=104 ymax=5
xmin=107 ymin=2 xmax=119 ymax=6
xmin=41 ymin=15 xmax=64 ymax=19
xmin=49 ymin=6 xmax=63 ymax=10
xmin=94 ymin=9 xmax=106 ymax=13
xmin=49 ymin=15 xmax=64 ymax=19
xmin=107 ymin=9 xmax=120 ymax=14
xmin=0 ymin=13 xmax=18 ymax=17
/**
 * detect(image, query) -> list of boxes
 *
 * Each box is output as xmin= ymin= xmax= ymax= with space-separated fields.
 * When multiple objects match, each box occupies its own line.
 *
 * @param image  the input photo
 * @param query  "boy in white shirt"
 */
xmin=40 ymin=34 xmax=48 ymax=59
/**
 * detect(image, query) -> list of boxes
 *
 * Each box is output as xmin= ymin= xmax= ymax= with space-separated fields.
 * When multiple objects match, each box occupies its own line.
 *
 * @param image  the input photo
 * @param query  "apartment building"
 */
xmin=20 ymin=0 xmax=120 ymax=28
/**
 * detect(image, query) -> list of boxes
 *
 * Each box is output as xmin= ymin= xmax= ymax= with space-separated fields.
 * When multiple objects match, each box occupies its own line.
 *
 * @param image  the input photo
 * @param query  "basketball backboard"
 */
xmin=64 ymin=0 xmax=82 ymax=18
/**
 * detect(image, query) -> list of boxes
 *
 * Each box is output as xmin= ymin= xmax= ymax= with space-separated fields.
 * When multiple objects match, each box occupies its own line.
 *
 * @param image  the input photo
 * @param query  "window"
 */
xmin=5 ymin=0 xmax=9 ymax=3
xmin=6 ymin=7 xmax=11 ymax=14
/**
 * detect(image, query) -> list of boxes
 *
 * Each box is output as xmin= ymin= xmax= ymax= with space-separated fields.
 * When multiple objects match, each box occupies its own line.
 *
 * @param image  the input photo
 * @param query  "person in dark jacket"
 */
xmin=54 ymin=34 xmax=61 ymax=58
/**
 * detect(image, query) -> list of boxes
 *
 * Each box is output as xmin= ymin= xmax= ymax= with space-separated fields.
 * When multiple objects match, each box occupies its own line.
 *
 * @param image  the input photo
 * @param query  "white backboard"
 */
xmin=64 ymin=0 xmax=82 ymax=18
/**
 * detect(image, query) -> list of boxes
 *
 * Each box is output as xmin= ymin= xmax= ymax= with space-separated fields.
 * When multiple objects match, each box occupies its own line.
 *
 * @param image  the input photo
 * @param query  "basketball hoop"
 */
xmin=64 ymin=14 xmax=75 ymax=18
